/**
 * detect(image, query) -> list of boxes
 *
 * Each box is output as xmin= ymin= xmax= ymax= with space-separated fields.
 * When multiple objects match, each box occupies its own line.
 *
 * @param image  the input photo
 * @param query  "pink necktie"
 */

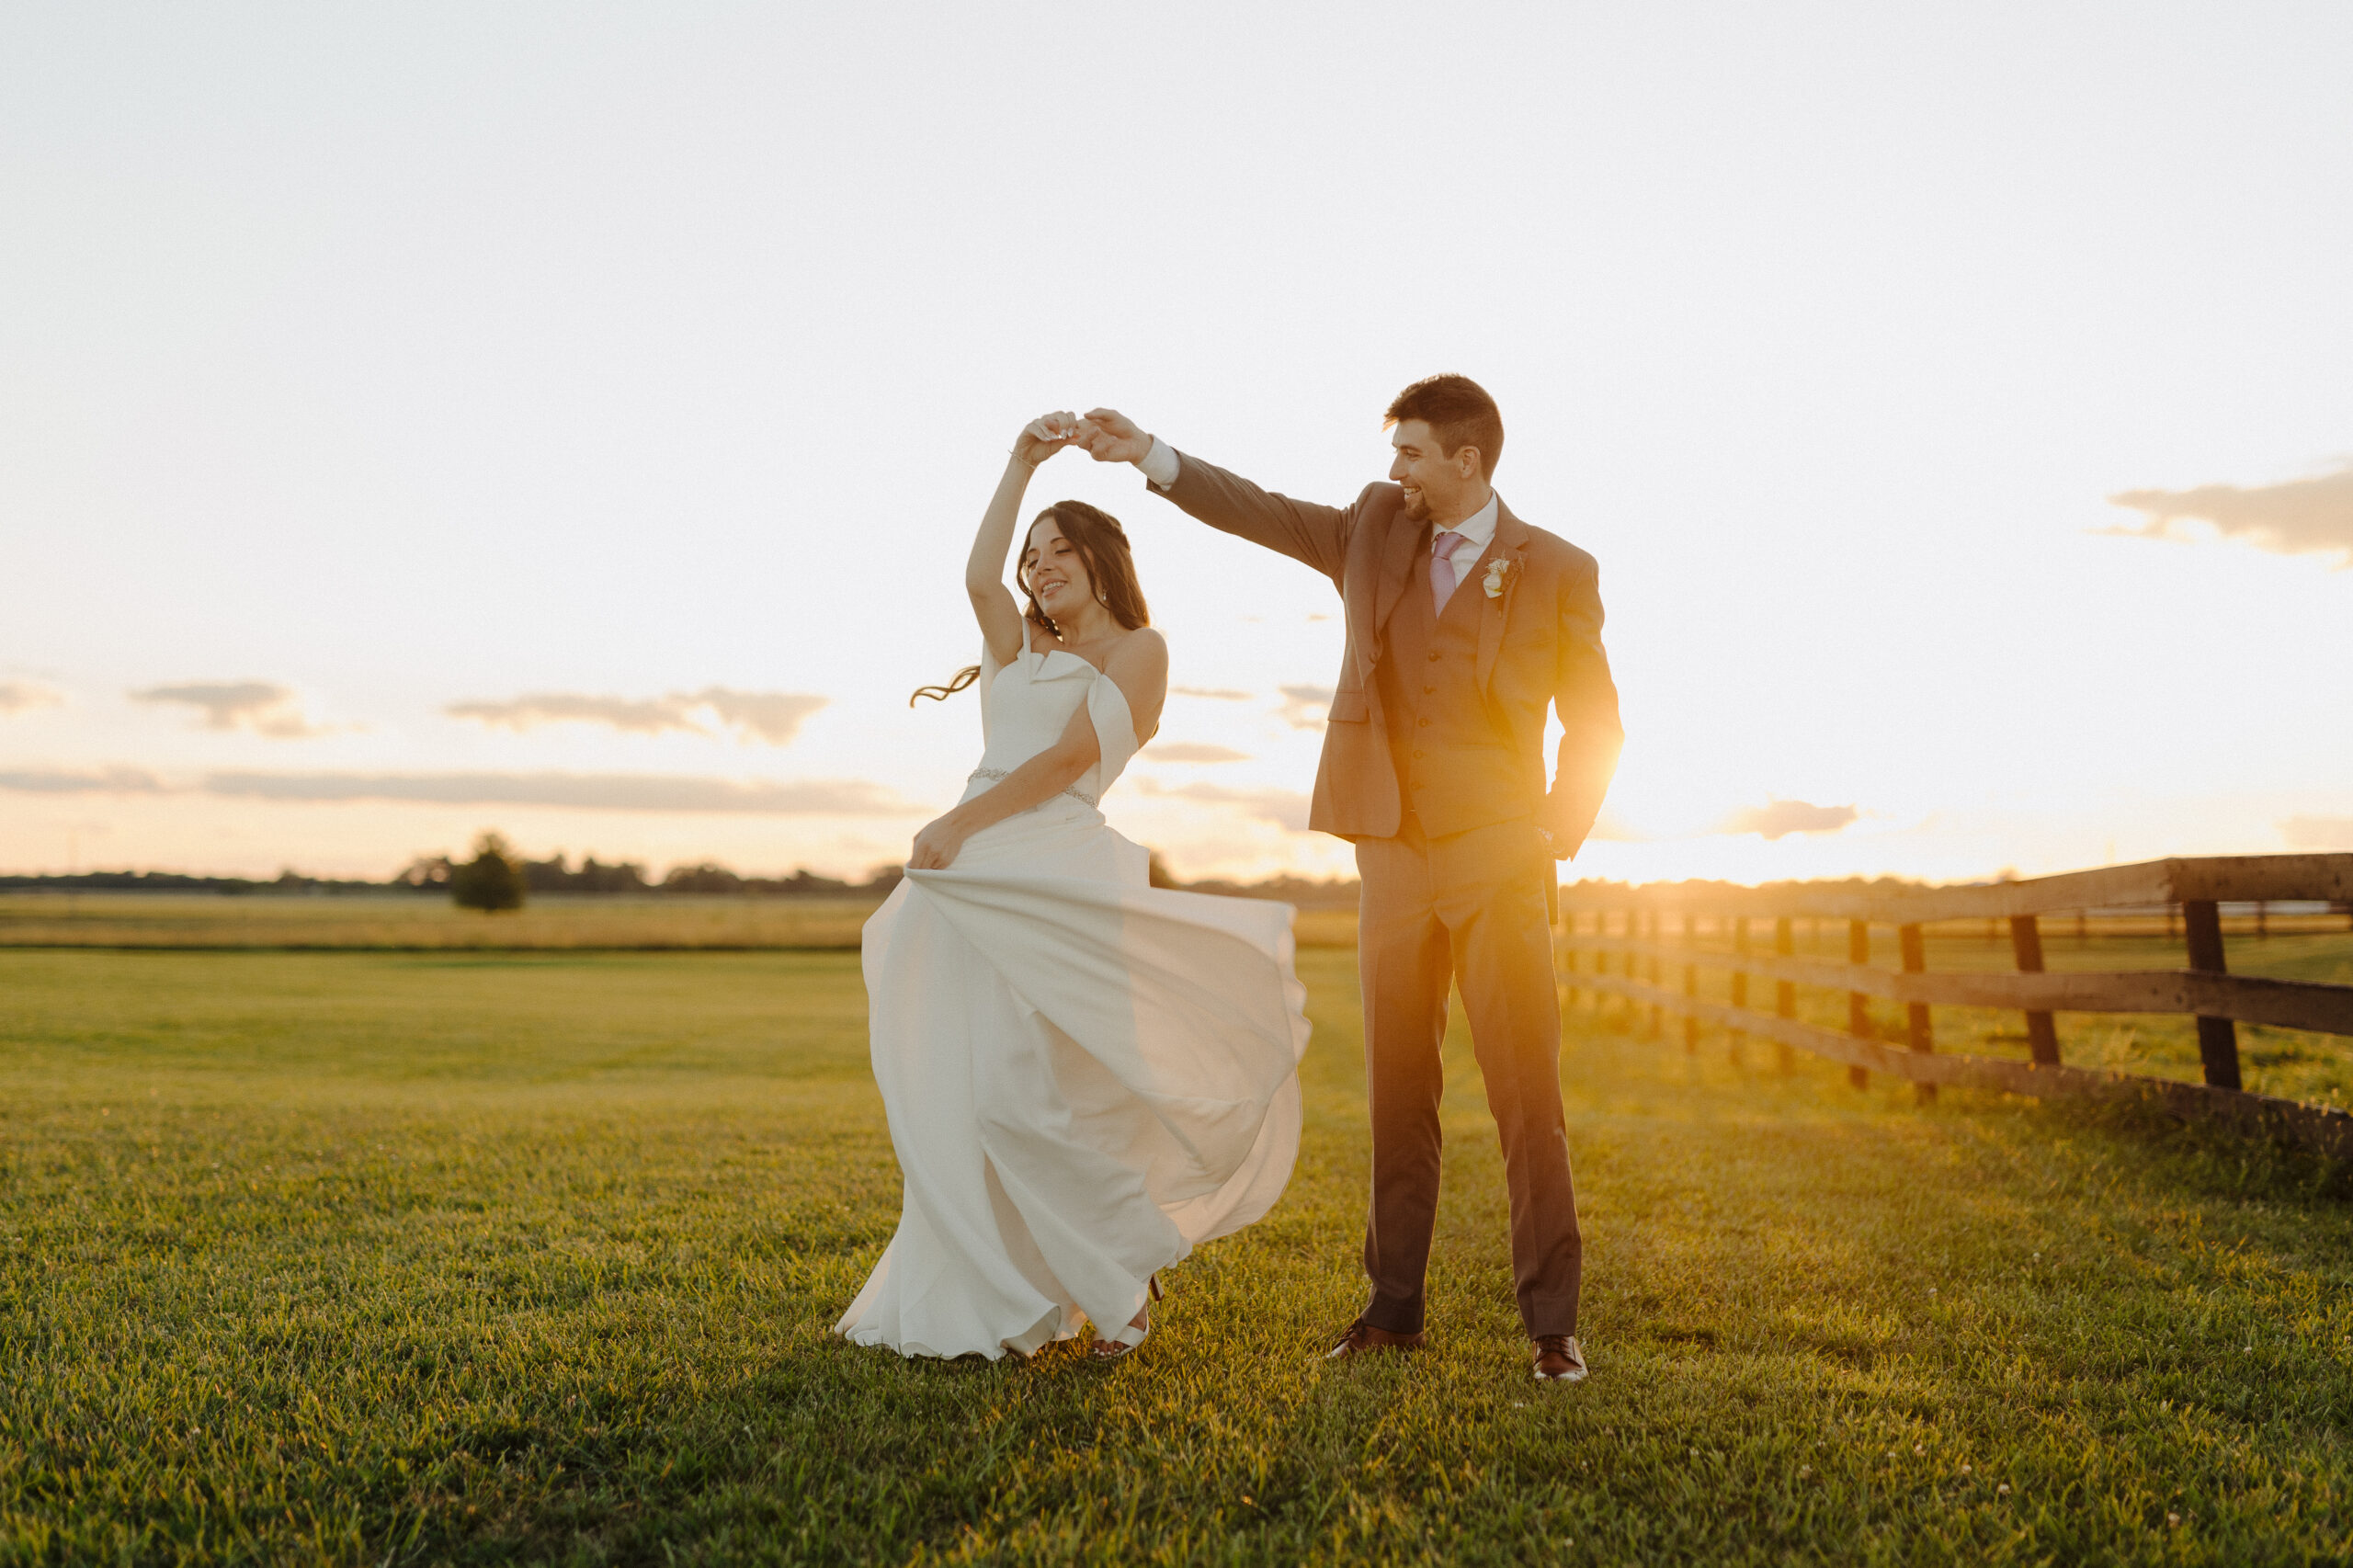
xmin=1429 ymin=530 xmax=1466 ymax=614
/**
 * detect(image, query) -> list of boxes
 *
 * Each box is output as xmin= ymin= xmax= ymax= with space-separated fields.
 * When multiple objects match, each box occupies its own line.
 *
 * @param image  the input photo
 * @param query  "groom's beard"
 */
xmin=1402 ymin=492 xmax=1432 ymax=524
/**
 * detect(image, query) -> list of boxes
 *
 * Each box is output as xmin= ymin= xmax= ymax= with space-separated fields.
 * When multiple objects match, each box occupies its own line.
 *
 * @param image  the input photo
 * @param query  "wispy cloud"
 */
xmin=2283 ymin=816 xmax=2353 ymax=851
xmin=201 ymin=771 xmax=918 ymax=814
xmin=1170 ymin=686 xmax=1253 ymax=701
xmin=1277 ymin=684 xmax=1335 ymax=731
xmin=130 ymin=681 xmax=331 ymax=738
xmin=0 ymin=767 xmax=923 ymax=814
xmin=0 ymin=767 xmax=165 ymax=793
xmin=2104 ymin=462 xmax=2353 ymax=566
xmin=447 ymin=688 xmax=826 ymax=745
xmin=1718 ymin=800 xmax=1859 ymax=839
xmin=0 ymin=681 xmax=63 ymax=716
xmin=1132 ymin=778 xmax=1313 ymax=832
xmin=1142 ymin=742 xmax=1250 ymax=763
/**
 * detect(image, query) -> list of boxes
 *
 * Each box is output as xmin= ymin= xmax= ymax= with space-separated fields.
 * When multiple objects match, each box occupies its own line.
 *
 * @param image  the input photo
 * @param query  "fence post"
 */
xmin=1729 ymin=917 xmax=1749 ymax=1066
xmin=2182 ymin=900 xmax=2243 ymax=1090
xmin=1773 ymin=916 xmax=1797 ymax=1074
xmin=1681 ymin=913 xmax=1699 ymax=1055
xmin=1845 ymin=919 xmax=1871 ymax=1091
xmin=1646 ymin=910 xmax=1663 ymax=1040
xmin=1592 ymin=910 xmax=1608 ymax=1017
xmin=1899 ymin=922 xmax=1936 ymax=1104
xmin=2008 ymin=915 xmax=2061 ymax=1066
xmin=1563 ymin=910 xmax=1579 ymax=1008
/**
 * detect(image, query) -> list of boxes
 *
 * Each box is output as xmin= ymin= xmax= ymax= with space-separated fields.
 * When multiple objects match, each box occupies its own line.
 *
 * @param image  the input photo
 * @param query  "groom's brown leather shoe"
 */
xmin=1532 ymin=1335 xmax=1587 ymax=1382
xmin=1326 ymin=1318 xmax=1427 ymax=1359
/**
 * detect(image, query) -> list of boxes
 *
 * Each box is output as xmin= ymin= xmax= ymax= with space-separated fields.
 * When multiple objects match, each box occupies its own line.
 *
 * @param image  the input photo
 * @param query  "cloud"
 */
xmin=0 ymin=681 xmax=62 ymax=716
xmin=1585 ymin=809 xmax=1647 ymax=843
xmin=1142 ymin=742 xmax=1250 ymax=763
xmin=693 ymin=689 xmax=827 ymax=744
xmin=1718 ymin=799 xmax=1859 ymax=839
xmin=2283 ymin=816 xmax=2353 ymax=851
xmin=0 ymin=767 xmax=165 ymax=794
xmin=200 ymin=770 xmax=920 ymax=814
xmin=130 ymin=681 xmax=329 ymax=738
xmin=447 ymin=688 xmax=826 ymax=745
xmin=1170 ymin=686 xmax=1253 ymax=701
xmin=2104 ymin=462 xmax=2353 ymax=566
xmin=1132 ymin=778 xmax=1313 ymax=832
xmin=1277 ymin=684 xmax=1335 ymax=731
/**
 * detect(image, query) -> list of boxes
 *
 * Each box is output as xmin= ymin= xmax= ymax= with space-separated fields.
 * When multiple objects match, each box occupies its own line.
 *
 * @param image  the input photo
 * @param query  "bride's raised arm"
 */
xmin=967 ymin=412 xmax=1081 ymax=665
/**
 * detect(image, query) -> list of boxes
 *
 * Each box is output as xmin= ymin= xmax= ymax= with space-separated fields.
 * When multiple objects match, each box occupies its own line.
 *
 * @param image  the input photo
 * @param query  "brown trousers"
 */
xmin=1354 ymin=813 xmax=1582 ymax=1338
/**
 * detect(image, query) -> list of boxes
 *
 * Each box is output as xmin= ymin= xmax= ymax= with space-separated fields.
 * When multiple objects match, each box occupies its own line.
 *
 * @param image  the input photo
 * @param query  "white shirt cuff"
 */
xmin=1140 ymin=437 xmax=1179 ymax=489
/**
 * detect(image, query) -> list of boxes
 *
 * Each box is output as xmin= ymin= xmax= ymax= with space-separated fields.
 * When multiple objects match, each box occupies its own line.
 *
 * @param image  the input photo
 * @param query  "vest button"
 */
xmin=1427 ymin=651 xmax=1440 ymax=662
xmin=1412 ymin=748 xmax=1425 ymax=759
xmin=1422 ymin=685 xmax=1435 ymax=695
xmin=1416 ymin=717 xmax=1430 ymax=727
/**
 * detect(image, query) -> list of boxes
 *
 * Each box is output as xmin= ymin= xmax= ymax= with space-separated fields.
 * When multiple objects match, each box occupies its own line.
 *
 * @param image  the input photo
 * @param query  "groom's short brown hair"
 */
xmin=1385 ymin=374 xmax=1504 ymax=480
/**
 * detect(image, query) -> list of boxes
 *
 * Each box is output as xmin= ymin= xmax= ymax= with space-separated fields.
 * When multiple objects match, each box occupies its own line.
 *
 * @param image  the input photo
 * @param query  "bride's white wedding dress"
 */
xmin=836 ymin=642 xmax=1312 ymax=1359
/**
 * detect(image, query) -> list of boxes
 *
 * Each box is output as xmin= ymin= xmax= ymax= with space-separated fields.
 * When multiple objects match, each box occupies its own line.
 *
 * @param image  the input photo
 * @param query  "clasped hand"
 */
xmin=1016 ymin=408 xmax=1154 ymax=468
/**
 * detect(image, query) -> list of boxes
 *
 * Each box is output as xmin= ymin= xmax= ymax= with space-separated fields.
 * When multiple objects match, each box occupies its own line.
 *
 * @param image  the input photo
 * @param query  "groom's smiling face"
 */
xmin=1389 ymin=419 xmax=1483 ymax=527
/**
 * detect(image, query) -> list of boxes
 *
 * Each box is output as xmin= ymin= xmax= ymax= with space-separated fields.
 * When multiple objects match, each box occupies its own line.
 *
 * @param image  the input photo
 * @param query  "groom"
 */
xmin=1078 ymin=376 xmax=1622 ymax=1383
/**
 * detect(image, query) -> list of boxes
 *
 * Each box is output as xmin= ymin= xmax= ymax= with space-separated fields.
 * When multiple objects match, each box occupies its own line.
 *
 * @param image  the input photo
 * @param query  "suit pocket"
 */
xmin=1328 ymin=690 xmax=1369 ymax=723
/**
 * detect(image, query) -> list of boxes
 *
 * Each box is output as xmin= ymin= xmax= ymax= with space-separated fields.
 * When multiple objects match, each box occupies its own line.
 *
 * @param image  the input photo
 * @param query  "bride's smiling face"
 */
xmin=1023 ymin=517 xmax=1095 ymax=621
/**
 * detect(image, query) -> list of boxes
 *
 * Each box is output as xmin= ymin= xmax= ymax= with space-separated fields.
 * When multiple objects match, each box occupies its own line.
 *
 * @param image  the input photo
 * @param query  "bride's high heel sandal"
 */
xmin=1089 ymin=1274 xmax=1164 ymax=1362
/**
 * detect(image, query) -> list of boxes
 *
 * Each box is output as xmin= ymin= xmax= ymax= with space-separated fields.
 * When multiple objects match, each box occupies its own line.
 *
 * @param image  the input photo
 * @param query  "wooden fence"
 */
xmin=1555 ymin=854 xmax=2353 ymax=1157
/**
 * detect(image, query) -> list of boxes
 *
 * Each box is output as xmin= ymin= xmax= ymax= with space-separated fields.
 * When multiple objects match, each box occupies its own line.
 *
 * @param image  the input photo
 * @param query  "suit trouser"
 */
xmin=1354 ymin=813 xmax=1582 ymax=1338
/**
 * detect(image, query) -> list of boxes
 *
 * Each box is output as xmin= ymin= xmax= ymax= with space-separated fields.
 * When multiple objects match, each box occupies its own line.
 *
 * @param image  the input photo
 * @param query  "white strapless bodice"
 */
xmin=960 ymin=644 xmax=1141 ymax=810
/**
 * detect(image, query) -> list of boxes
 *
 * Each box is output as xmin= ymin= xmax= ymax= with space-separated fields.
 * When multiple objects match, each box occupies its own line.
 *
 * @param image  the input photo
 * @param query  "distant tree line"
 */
xmin=6 ymin=846 xmax=1355 ymax=906
xmin=0 ymin=869 xmax=395 ymax=896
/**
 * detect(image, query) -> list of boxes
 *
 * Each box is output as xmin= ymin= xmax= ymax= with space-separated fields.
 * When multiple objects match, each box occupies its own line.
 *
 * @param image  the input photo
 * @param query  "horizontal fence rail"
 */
xmin=1556 ymin=854 xmax=2353 ymax=1159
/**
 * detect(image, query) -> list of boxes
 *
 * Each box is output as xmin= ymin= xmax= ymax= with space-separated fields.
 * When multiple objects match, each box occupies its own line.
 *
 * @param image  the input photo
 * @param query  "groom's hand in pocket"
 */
xmin=1075 ymin=408 xmax=1154 ymax=466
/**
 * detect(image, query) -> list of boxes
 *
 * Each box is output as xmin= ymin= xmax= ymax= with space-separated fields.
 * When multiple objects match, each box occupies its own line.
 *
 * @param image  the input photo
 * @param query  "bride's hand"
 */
xmin=1013 ymin=411 xmax=1080 ymax=469
xmin=908 ymin=812 xmax=972 ymax=871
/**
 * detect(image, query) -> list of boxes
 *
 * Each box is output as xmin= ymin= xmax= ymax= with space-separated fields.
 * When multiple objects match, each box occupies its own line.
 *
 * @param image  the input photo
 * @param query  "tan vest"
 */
xmin=1375 ymin=558 xmax=1540 ymax=838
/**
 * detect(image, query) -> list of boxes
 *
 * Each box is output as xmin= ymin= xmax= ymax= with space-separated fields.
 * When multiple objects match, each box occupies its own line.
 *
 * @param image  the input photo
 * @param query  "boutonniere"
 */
xmin=1482 ymin=557 xmax=1519 ymax=599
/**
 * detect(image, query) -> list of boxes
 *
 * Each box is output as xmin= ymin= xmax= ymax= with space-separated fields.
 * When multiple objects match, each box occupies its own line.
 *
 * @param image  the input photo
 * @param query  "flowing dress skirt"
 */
xmin=835 ymin=795 xmax=1311 ymax=1359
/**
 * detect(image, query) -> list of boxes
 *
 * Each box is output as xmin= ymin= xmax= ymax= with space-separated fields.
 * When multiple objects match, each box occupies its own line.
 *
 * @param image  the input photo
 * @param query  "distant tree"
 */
xmin=451 ymin=832 xmax=527 ymax=912
xmin=395 ymin=855 xmax=453 ymax=891
xmin=661 ymin=862 xmax=744 ymax=895
xmin=1147 ymin=852 xmax=1182 ymax=890
xmin=576 ymin=856 xmax=650 ymax=894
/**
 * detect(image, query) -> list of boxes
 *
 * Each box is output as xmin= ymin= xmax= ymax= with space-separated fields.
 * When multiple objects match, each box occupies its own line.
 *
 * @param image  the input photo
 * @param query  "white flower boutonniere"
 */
xmin=1482 ymin=557 xmax=1518 ymax=599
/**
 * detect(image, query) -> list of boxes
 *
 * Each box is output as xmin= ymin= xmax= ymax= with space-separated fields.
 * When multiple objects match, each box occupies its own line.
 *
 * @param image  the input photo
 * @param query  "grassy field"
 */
xmin=7 ymin=937 xmax=2353 ymax=1563
xmin=0 ymin=895 xmax=1364 ymax=953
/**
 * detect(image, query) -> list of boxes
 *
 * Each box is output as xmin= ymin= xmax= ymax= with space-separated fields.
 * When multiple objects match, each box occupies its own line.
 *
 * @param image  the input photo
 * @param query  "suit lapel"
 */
xmin=1473 ymin=502 xmax=1531 ymax=692
xmin=1371 ymin=504 xmax=1430 ymax=642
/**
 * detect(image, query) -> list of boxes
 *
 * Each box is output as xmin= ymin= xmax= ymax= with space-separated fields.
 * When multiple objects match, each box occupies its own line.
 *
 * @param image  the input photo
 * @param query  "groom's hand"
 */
xmin=1075 ymin=408 xmax=1154 ymax=467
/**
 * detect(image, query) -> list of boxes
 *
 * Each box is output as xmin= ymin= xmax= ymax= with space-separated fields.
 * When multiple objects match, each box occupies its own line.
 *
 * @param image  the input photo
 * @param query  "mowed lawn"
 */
xmin=6 ymin=947 xmax=2353 ymax=1565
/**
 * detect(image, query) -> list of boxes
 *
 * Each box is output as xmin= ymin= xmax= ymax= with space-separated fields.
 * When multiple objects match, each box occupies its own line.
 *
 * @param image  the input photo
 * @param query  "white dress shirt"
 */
xmin=1142 ymin=437 xmax=1497 ymax=582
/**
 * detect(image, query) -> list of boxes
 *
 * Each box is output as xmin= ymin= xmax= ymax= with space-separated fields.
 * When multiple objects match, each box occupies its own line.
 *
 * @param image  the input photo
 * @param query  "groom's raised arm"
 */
xmin=1079 ymin=409 xmax=1356 ymax=583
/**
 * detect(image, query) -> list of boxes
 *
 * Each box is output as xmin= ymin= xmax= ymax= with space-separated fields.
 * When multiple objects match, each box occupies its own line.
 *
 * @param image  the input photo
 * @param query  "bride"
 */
xmin=835 ymin=412 xmax=1312 ymax=1362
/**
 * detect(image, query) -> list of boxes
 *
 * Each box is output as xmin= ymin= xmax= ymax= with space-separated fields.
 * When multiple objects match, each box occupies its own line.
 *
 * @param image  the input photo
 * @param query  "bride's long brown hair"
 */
xmin=910 ymin=501 xmax=1152 ymax=704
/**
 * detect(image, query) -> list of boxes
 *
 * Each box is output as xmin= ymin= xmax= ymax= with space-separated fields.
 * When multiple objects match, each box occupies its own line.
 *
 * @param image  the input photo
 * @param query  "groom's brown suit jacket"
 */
xmin=1152 ymin=452 xmax=1623 ymax=854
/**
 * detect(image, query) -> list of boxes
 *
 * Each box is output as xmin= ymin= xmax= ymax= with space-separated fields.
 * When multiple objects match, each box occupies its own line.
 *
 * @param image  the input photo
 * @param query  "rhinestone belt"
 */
xmin=969 ymin=767 xmax=1098 ymax=808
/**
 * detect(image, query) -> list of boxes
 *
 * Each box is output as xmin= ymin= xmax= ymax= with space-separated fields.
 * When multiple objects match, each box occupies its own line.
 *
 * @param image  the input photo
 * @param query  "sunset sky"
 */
xmin=5 ymin=4 xmax=2350 ymax=887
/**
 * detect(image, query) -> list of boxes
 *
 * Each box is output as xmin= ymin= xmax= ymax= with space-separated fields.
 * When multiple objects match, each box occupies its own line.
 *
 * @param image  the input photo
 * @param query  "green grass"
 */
xmin=0 ymin=894 xmax=1361 ymax=953
xmin=6 ymin=946 xmax=2353 ymax=1564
